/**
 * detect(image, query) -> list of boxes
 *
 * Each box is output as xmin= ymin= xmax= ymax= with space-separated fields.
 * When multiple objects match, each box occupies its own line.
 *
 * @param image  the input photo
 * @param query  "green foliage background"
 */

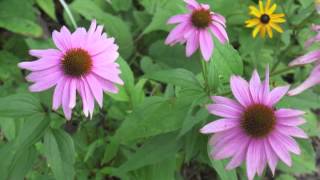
xmin=0 ymin=0 xmax=319 ymax=179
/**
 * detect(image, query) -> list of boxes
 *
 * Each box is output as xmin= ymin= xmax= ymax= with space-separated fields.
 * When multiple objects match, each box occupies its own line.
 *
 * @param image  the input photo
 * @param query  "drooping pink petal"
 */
xmin=29 ymin=74 xmax=61 ymax=92
xmin=256 ymin=141 xmax=267 ymax=176
xmin=230 ymin=76 xmax=252 ymax=107
xmin=289 ymin=50 xmax=320 ymax=66
xmin=186 ymin=30 xmax=200 ymax=57
xmin=92 ymin=67 xmax=124 ymax=85
xmin=225 ymin=138 xmax=250 ymax=170
xmin=273 ymin=131 xmax=301 ymax=155
xmin=246 ymin=140 xmax=259 ymax=180
xmin=199 ymin=30 xmax=214 ymax=61
xmin=212 ymin=13 xmax=226 ymax=27
xmin=210 ymin=22 xmax=229 ymax=43
xmin=264 ymin=140 xmax=278 ymax=175
xmin=184 ymin=0 xmax=200 ymax=10
xmin=77 ymin=80 xmax=89 ymax=117
xmin=69 ymin=79 xmax=77 ymax=109
xmin=62 ymin=78 xmax=72 ymax=120
xmin=165 ymin=22 xmax=189 ymax=45
xmin=268 ymin=134 xmax=292 ymax=166
xmin=85 ymin=74 xmax=103 ymax=108
xmin=288 ymin=65 xmax=320 ymax=96
xmin=52 ymin=77 xmax=65 ymax=110
xmin=200 ymin=119 xmax=239 ymax=134
xmin=26 ymin=67 xmax=61 ymax=82
xmin=94 ymin=75 xmax=119 ymax=93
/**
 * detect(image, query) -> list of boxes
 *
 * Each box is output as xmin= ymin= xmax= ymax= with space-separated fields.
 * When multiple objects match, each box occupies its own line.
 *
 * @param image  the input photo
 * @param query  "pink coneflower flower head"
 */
xmin=18 ymin=20 xmax=123 ymax=120
xmin=200 ymin=67 xmax=307 ymax=180
xmin=288 ymin=24 xmax=320 ymax=96
xmin=165 ymin=0 xmax=228 ymax=61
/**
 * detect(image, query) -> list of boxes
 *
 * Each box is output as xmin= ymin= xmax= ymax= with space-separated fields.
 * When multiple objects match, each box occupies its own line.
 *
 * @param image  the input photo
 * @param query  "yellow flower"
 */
xmin=245 ymin=0 xmax=286 ymax=38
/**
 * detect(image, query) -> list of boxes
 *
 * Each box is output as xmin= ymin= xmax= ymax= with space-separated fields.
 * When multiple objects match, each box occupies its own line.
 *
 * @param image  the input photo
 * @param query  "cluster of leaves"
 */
xmin=0 ymin=0 xmax=319 ymax=179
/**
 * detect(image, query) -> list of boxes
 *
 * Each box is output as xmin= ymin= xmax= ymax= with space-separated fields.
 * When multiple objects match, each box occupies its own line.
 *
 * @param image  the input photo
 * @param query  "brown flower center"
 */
xmin=62 ymin=48 xmax=92 ymax=77
xmin=241 ymin=104 xmax=276 ymax=138
xmin=191 ymin=9 xmax=211 ymax=28
xmin=260 ymin=14 xmax=270 ymax=24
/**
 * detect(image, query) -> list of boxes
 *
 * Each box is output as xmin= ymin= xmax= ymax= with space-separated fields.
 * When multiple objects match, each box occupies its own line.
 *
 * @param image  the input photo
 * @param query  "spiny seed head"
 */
xmin=191 ymin=9 xmax=211 ymax=29
xmin=241 ymin=104 xmax=276 ymax=138
xmin=260 ymin=14 xmax=270 ymax=24
xmin=62 ymin=48 xmax=92 ymax=77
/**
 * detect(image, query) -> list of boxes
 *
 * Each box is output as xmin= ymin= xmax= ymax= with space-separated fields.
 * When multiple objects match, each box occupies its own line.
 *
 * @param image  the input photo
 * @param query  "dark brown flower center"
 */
xmin=241 ymin=104 xmax=276 ymax=138
xmin=62 ymin=48 xmax=92 ymax=77
xmin=191 ymin=9 xmax=211 ymax=28
xmin=260 ymin=14 xmax=270 ymax=24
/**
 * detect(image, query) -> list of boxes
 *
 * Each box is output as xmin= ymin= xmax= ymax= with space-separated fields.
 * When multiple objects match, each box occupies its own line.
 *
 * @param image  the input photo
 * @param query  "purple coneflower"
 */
xmin=165 ymin=0 xmax=228 ymax=61
xmin=201 ymin=67 xmax=307 ymax=180
xmin=18 ymin=20 xmax=123 ymax=120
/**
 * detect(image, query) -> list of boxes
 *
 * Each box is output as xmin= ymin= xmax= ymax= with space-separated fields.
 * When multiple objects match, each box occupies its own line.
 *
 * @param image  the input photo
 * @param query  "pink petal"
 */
xmin=210 ymin=22 xmax=228 ymax=43
xmin=260 ymin=66 xmax=270 ymax=104
xmin=273 ymin=131 xmax=301 ymax=155
xmin=211 ymin=96 xmax=244 ymax=111
xmin=52 ymin=77 xmax=65 ymax=110
xmin=289 ymin=50 xmax=320 ymax=66
xmin=77 ymin=80 xmax=89 ymax=117
xmin=29 ymin=49 xmax=62 ymax=58
xmin=165 ymin=22 xmax=189 ymax=45
xmin=167 ymin=14 xmax=189 ymax=24
xmin=62 ymin=78 xmax=72 ymax=120
xmin=26 ymin=67 xmax=61 ymax=82
xmin=29 ymin=74 xmax=61 ymax=92
xmin=275 ymin=125 xmax=308 ymax=139
xmin=277 ymin=117 xmax=306 ymax=126
xmin=85 ymin=74 xmax=103 ymax=108
xmin=186 ymin=31 xmax=200 ymax=57
xmin=200 ymin=119 xmax=239 ymax=134
xmin=207 ymin=104 xmax=242 ymax=119
xmin=199 ymin=30 xmax=213 ymax=61
xmin=256 ymin=141 xmax=267 ymax=176
xmin=69 ymin=79 xmax=77 ymax=109
xmin=230 ymin=76 xmax=252 ymax=107
xmin=184 ymin=0 xmax=200 ymax=10
xmin=83 ymin=78 xmax=95 ymax=118
xmin=304 ymin=34 xmax=320 ymax=48
xmin=246 ymin=140 xmax=259 ymax=180
xmin=225 ymin=138 xmax=250 ymax=170
xmin=94 ymin=75 xmax=119 ymax=93
xmin=212 ymin=13 xmax=226 ymax=27
xmin=264 ymin=140 xmax=278 ymax=175
xmin=18 ymin=58 xmax=60 ymax=71
xmin=92 ymin=67 xmax=123 ymax=85
xmin=52 ymin=26 xmax=72 ymax=52
xmin=267 ymin=85 xmax=290 ymax=106
xmin=268 ymin=134 xmax=292 ymax=166
xmin=249 ymin=70 xmax=262 ymax=103
xmin=275 ymin=109 xmax=305 ymax=118
xmin=288 ymin=65 xmax=320 ymax=96
xmin=71 ymin=27 xmax=87 ymax=49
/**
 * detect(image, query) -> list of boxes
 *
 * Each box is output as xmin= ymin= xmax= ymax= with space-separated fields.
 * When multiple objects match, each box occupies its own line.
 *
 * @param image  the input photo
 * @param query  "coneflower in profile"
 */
xmin=18 ymin=20 xmax=123 ymax=120
xmin=201 ymin=67 xmax=307 ymax=180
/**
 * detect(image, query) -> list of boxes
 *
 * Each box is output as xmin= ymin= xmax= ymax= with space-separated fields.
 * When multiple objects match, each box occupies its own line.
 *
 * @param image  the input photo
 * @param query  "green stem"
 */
xmin=200 ymin=59 xmax=210 ymax=95
xmin=59 ymin=0 xmax=78 ymax=29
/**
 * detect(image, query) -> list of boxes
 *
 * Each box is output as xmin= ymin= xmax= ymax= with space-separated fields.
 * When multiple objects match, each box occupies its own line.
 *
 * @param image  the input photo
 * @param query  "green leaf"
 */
xmin=149 ymin=41 xmax=201 ymax=73
xmin=208 ymin=144 xmax=237 ymax=180
xmin=119 ymin=133 xmax=180 ymax=172
xmin=146 ymin=68 xmax=202 ymax=89
xmin=44 ymin=129 xmax=76 ymax=180
xmin=36 ymin=0 xmax=57 ymax=21
xmin=0 ymin=0 xmax=42 ymax=37
xmin=0 ymin=113 xmax=50 ymax=179
xmin=71 ymin=0 xmax=133 ymax=58
xmin=0 ymin=93 xmax=42 ymax=118
xmin=110 ymin=0 xmax=132 ymax=12
xmin=277 ymin=90 xmax=320 ymax=109
xmin=208 ymin=40 xmax=243 ymax=92
xmin=143 ymin=0 xmax=185 ymax=34
xmin=276 ymin=174 xmax=296 ymax=180
xmin=115 ymin=96 xmax=191 ymax=143
xmin=84 ymin=139 xmax=104 ymax=162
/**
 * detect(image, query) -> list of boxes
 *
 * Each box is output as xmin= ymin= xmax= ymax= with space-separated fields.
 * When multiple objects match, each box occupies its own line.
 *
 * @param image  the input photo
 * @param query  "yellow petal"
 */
xmin=265 ymin=0 xmax=271 ymax=12
xmin=267 ymin=4 xmax=277 ymax=14
xmin=249 ymin=6 xmax=261 ymax=17
xmin=245 ymin=18 xmax=260 ymax=27
xmin=260 ymin=26 xmax=266 ymax=38
xmin=259 ymin=0 xmax=264 ymax=14
xmin=253 ymin=24 xmax=262 ymax=38
xmin=266 ymin=25 xmax=273 ymax=38
xmin=271 ymin=13 xmax=285 ymax=18
xmin=270 ymin=22 xmax=283 ymax=33
xmin=271 ymin=17 xmax=286 ymax=23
